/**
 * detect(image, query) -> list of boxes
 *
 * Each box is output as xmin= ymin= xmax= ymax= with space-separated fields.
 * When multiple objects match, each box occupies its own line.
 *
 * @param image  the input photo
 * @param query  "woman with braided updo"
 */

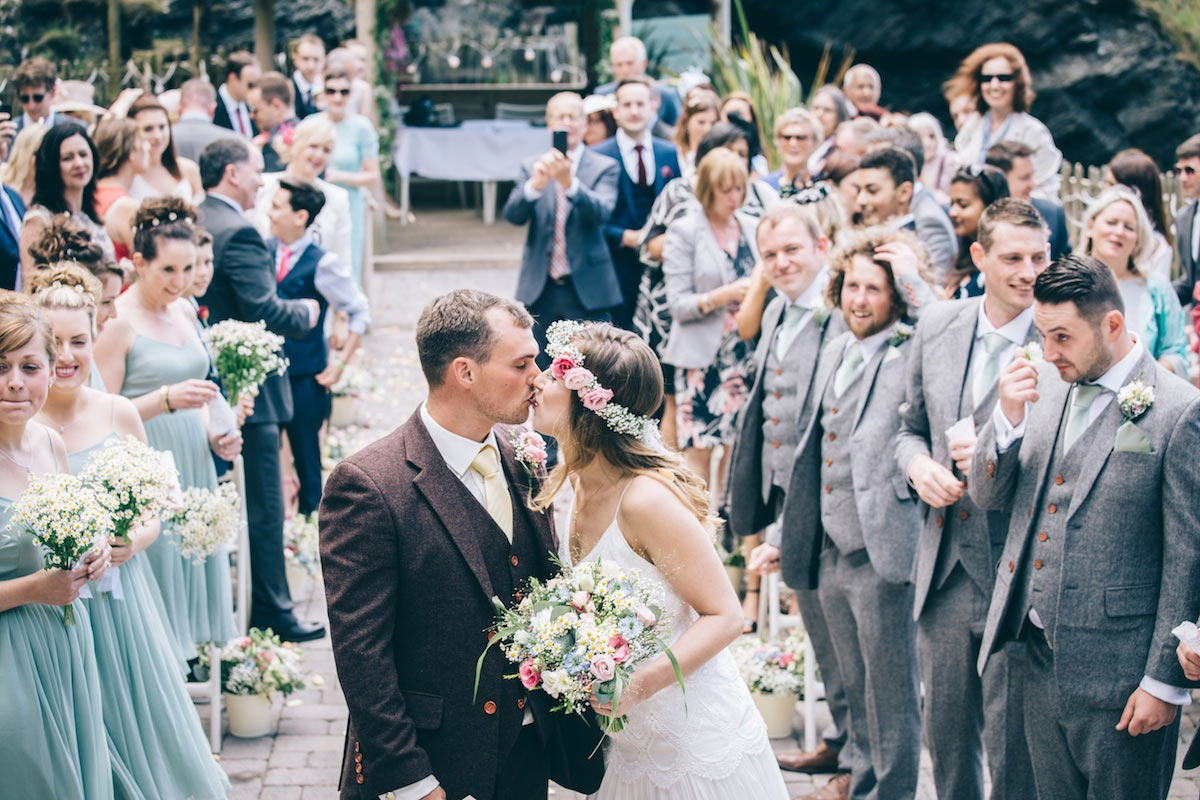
xmin=27 ymin=211 xmax=124 ymax=334
xmin=31 ymin=263 xmax=229 ymax=799
xmin=95 ymin=197 xmax=241 ymax=658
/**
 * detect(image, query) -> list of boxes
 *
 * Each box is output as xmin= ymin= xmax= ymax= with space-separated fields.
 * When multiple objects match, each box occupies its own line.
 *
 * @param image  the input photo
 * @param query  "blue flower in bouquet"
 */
xmin=563 ymin=648 xmax=590 ymax=676
xmin=617 ymin=616 xmax=645 ymax=640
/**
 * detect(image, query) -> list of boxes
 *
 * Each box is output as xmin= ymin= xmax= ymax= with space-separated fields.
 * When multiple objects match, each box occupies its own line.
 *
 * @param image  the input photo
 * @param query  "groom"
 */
xmin=319 ymin=289 xmax=604 ymax=800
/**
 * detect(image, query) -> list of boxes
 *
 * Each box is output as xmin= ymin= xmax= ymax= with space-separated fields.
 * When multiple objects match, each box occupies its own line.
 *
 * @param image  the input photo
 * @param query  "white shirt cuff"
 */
xmin=380 ymin=775 xmax=439 ymax=800
xmin=1140 ymin=675 xmax=1192 ymax=706
xmin=564 ymin=177 xmax=581 ymax=198
xmin=522 ymin=179 xmax=544 ymax=201
xmin=991 ymin=404 xmax=1027 ymax=452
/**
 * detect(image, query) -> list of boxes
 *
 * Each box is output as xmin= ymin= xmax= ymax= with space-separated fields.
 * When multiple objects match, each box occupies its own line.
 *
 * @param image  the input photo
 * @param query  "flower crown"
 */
xmin=545 ymin=321 xmax=658 ymax=441
xmin=137 ymin=210 xmax=192 ymax=232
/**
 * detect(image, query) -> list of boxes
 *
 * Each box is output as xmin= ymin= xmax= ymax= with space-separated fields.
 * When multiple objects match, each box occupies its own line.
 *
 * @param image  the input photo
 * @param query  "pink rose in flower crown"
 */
xmin=608 ymin=634 xmax=631 ymax=664
xmin=551 ymin=355 xmax=576 ymax=380
xmin=590 ymin=653 xmax=616 ymax=681
xmin=581 ymin=387 xmax=614 ymax=411
xmin=563 ymin=367 xmax=594 ymax=392
xmin=635 ymin=606 xmax=657 ymax=627
xmin=519 ymin=658 xmax=541 ymax=689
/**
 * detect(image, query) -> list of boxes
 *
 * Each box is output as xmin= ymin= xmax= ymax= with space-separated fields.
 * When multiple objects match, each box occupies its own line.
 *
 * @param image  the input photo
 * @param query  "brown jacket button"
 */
xmin=1034 ymin=559 xmax=1044 ymax=570
xmin=828 ymin=432 xmax=836 ymax=441
xmin=1008 ymin=561 xmax=1015 ymax=572
xmin=355 ymin=753 xmax=363 ymax=763
xmin=487 ymin=630 xmax=496 ymax=641
xmin=773 ymin=441 xmax=781 ymax=449
xmin=825 ymin=485 xmax=832 ymax=494
xmin=825 ymin=459 xmax=833 ymax=467
xmin=1054 ymin=475 xmax=1064 ymax=485
xmin=987 ymin=462 xmax=996 ymax=478
xmin=1047 ymin=504 xmax=1057 ymax=514
xmin=354 ymin=741 xmax=360 ymax=753
xmin=356 ymin=774 xmax=364 ymax=784
xmin=1038 ymin=532 xmax=1048 ymax=542
xmin=510 ymin=555 xmax=519 ymax=566
xmin=517 ymin=698 xmax=526 ymax=709
xmin=776 ymin=368 xmax=783 ymax=376
xmin=960 ymin=511 xmax=969 ymax=521
xmin=355 ymin=763 xmax=363 ymax=774
xmin=935 ymin=516 xmax=943 ymax=528
xmin=774 ymin=392 xmax=782 ymax=400
xmin=831 ymin=407 xmax=839 ymax=414
xmin=484 ymin=700 xmax=497 ymax=715
xmin=771 ymin=418 xmax=779 ymax=425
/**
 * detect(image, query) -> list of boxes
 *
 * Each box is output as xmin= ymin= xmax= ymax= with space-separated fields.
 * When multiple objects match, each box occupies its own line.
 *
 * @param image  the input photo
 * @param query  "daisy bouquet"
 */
xmin=77 ymin=436 xmax=181 ymax=542
xmin=733 ymin=629 xmax=806 ymax=695
xmin=205 ymin=627 xmax=307 ymax=698
xmin=164 ymin=483 xmax=241 ymax=563
xmin=476 ymin=557 xmax=684 ymax=735
xmin=204 ymin=320 xmax=289 ymax=404
xmin=8 ymin=473 xmax=113 ymax=625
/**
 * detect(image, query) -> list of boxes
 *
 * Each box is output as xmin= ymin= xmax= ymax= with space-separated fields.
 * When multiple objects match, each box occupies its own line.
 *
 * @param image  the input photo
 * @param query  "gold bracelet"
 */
xmin=159 ymin=385 xmax=173 ymax=414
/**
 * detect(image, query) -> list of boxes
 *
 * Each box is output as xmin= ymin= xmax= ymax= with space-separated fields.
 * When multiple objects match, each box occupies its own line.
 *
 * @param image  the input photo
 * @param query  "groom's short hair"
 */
xmin=416 ymin=290 xmax=533 ymax=387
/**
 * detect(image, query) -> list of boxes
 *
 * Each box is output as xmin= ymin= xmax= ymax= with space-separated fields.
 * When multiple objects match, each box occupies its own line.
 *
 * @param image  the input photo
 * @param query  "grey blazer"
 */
xmin=912 ymin=185 xmax=958 ymax=279
xmin=775 ymin=330 xmax=921 ymax=590
xmin=662 ymin=209 xmax=760 ymax=369
xmin=503 ymin=148 xmax=622 ymax=311
xmin=970 ymin=351 xmax=1200 ymax=708
xmin=725 ymin=295 xmax=845 ymax=536
xmin=173 ymin=117 xmax=234 ymax=164
xmin=1173 ymin=200 xmax=1198 ymax=306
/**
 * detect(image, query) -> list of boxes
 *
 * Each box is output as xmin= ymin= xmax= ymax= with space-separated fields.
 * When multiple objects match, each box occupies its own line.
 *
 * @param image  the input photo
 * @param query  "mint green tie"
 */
xmin=972 ymin=332 xmax=1010 ymax=405
xmin=774 ymin=304 xmax=808 ymax=359
xmin=1063 ymin=384 xmax=1104 ymax=453
xmin=833 ymin=341 xmax=865 ymax=398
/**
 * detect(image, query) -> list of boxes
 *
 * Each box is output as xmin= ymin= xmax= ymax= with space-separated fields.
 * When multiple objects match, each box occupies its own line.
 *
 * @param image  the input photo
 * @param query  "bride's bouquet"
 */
xmin=476 ymin=557 xmax=684 ymax=735
xmin=203 ymin=319 xmax=289 ymax=404
xmin=77 ymin=436 xmax=181 ymax=542
xmin=163 ymin=483 xmax=241 ymax=563
xmin=8 ymin=473 xmax=113 ymax=625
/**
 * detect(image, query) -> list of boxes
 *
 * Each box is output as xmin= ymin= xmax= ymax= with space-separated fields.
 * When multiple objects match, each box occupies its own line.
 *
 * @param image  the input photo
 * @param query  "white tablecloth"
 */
xmin=393 ymin=120 xmax=551 ymax=182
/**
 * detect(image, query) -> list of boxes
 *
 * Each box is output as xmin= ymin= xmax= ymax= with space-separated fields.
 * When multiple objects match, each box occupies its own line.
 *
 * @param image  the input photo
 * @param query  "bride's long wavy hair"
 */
xmin=531 ymin=323 xmax=717 ymax=532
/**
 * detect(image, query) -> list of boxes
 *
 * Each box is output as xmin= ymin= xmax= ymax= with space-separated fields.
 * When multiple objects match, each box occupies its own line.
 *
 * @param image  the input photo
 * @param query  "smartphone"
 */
xmin=0 ymin=101 xmax=10 ymax=119
xmin=553 ymin=129 xmax=568 ymax=154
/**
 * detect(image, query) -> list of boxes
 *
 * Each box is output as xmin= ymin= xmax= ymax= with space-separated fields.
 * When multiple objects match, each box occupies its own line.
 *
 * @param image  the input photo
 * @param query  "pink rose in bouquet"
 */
xmin=519 ymin=658 xmax=541 ymax=690
xmin=590 ymin=654 xmax=616 ymax=681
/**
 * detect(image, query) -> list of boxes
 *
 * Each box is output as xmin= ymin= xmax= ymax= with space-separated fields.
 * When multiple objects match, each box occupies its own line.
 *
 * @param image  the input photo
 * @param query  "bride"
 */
xmin=530 ymin=320 xmax=788 ymax=799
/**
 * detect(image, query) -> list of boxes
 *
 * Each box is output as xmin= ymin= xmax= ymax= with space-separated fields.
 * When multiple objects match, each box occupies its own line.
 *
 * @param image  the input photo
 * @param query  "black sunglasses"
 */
xmin=1176 ymin=164 xmax=1198 ymax=176
xmin=325 ymin=87 xmax=351 ymax=96
xmin=779 ymin=133 xmax=812 ymax=142
xmin=979 ymin=72 xmax=1015 ymax=84
xmin=19 ymin=93 xmax=45 ymax=104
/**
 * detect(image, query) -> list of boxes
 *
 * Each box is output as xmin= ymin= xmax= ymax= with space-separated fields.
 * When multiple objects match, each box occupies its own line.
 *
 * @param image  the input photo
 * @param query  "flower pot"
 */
xmin=224 ymin=692 xmax=275 ymax=738
xmin=286 ymin=563 xmax=310 ymax=600
xmin=329 ymin=395 xmax=357 ymax=428
xmin=752 ymin=691 xmax=798 ymax=739
xmin=725 ymin=565 xmax=744 ymax=594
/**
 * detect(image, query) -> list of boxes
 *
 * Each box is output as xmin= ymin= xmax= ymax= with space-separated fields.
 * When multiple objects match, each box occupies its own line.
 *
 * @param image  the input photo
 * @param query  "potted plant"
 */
xmin=733 ymin=629 xmax=805 ymax=738
xmin=208 ymin=628 xmax=307 ymax=737
xmin=284 ymin=513 xmax=321 ymax=599
xmin=329 ymin=363 xmax=372 ymax=428
xmin=722 ymin=542 xmax=746 ymax=595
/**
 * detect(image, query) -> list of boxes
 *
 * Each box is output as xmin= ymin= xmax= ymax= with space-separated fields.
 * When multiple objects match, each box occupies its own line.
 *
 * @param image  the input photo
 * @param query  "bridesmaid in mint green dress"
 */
xmin=0 ymin=293 xmax=113 ymax=799
xmin=34 ymin=267 xmax=230 ymax=799
xmin=95 ymin=198 xmax=243 ymax=659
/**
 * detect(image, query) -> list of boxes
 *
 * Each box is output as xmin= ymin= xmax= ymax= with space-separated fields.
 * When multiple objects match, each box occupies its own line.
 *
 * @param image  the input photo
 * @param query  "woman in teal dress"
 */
xmin=318 ymin=66 xmax=380 ymax=284
xmin=0 ymin=292 xmax=113 ymax=799
xmin=33 ymin=263 xmax=230 ymax=799
xmin=1081 ymin=185 xmax=1190 ymax=375
xmin=96 ymin=197 xmax=243 ymax=659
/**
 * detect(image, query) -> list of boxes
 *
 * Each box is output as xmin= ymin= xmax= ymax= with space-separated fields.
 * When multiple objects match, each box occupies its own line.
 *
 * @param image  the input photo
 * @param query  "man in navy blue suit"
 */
xmin=590 ymin=78 xmax=681 ymax=330
xmin=986 ymin=141 xmax=1072 ymax=260
xmin=0 ymin=129 xmax=24 ymax=290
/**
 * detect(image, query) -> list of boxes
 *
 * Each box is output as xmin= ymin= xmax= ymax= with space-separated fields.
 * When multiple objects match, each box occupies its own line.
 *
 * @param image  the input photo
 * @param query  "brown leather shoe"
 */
xmin=776 ymin=740 xmax=841 ymax=773
xmin=803 ymin=772 xmax=851 ymax=800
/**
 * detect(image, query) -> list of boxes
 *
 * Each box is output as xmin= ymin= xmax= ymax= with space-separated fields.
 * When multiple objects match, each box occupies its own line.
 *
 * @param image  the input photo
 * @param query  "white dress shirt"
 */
xmin=274 ymin=234 xmax=372 ymax=334
xmin=991 ymin=338 xmax=1190 ymax=707
xmin=776 ymin=267 xmax=832 ymax=340
xmin=972 ymin=301 xmax=1035 ymax=396
xmin=848 ymin=324 xmax=894 ymax=364
xmin=522 ymin=143 xmax=584 ymax=201
xmin=218 ymin=84 xmax=253 ymax=139
xmin=615 ymin=128 xmax=656 ymax=184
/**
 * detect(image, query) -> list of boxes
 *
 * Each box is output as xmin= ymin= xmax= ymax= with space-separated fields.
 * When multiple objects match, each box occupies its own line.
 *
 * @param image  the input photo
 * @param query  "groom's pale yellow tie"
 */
xmin=470 ymin=444 xmax=513 ymax=543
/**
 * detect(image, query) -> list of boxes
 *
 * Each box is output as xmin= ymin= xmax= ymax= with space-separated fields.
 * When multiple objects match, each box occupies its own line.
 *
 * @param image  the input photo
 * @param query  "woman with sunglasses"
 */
xmin=316 ymin=67 xmax=380 ymax=285
xmin=944 ymin=42 xmax=1062 ymax=199
xmin=765 ymin=107 xmax=822 ymax=197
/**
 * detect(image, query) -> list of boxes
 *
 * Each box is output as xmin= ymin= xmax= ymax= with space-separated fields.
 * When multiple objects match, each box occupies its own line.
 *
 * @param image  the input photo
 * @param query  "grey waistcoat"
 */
xmin=761 ymin=338 xmax=807 ymax=493
xmin=819 ymin=363 xmax=866 ymax=554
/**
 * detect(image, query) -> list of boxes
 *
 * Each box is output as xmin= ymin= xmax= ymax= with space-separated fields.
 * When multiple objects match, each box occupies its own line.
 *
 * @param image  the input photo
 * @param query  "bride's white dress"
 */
xmin=562 ymin=503 xmax=789 ymax=799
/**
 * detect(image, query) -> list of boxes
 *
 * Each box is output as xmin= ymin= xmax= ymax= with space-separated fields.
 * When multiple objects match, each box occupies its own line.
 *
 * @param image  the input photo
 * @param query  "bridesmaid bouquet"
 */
xmin=475 ymin=557 xmax=684 ymax=735
xmin=203 ymin=320 xmax=289 ymax=404
xmin=163 ymin=483 xmax=241 ymax=564
xmin=77 ymin=436 xmax=181 ymax=542
xmin=8 ymin=473 xmax=113 ymax=625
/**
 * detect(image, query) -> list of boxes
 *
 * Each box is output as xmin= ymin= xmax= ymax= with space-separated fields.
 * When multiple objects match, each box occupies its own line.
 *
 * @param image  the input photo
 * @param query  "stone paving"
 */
xmin=201 ymin=208 xmax=1200 ymax=799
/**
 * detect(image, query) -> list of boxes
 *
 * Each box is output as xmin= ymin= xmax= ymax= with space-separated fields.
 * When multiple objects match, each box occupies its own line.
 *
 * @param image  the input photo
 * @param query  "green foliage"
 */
xmin=1141 ymin=0 xmax=1200 ymax=66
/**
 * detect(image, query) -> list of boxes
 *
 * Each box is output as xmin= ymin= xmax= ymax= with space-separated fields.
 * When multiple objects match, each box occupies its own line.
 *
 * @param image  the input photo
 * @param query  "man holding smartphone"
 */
xmin=502 ymin=91 xmax=622 ymax=364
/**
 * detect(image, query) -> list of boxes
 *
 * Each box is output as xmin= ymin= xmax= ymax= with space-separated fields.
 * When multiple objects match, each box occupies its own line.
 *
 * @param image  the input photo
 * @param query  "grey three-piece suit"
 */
xmin=971 ymin=348 xmax=1200 ymax=800
xmin=726 ymin=291 xmax=855 ymax=772
xmin=776 ymin=328 xmax=922 ymax=800
xmin=893 ymin=297 xmax=1038 ymax=800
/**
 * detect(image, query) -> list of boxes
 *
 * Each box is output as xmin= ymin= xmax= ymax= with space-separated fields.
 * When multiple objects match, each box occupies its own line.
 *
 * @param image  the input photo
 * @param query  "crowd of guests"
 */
xmin=0 ymin=34 xmax=374 ymax=797
xmin=505 ymin=35 xmax=1200 ymax=800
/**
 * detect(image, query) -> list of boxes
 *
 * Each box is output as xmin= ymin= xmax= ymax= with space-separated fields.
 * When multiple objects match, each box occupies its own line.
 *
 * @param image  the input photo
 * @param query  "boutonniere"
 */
xmin=1117 ymin=378 xmax=1154 ymax=422
xmin=660 ymin=165 xmax=673 ymax=181
xmin=512 ymin=428 xmax=548 ymax=474
xmin=887 ymin=321 xmax=914 ymax=348
xmin=1017 ymin=342 xmax=1043 ymax=362
xmin=811 ymin=303 xmax=832 ymax=328
xmin=197 ymin=305 xmax=210 ymax=324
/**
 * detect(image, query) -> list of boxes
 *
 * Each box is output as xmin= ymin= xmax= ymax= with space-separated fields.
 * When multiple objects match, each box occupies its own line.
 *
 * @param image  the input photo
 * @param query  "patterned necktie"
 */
xmin=774 ymin=304 xmax=807 ymax=360
xmin=1063 ymin=384 xmax=1104 ymax=453
xmin=634 ymin=143 xmax=648 ymax=187
xmin=549 ymin=182 xmax=569 ymax=280
xmin=972 ymin=331 xmax=1010 ymax=406
xmin=470 ymin=445 xmax=513 ymax=543
xmin=833 ymin=341 xmax=866 ymax=398
xmin=237 ymin=106 xmax=249 ymax=137
xmin=276 ymin=246 xmax=293 ymax=283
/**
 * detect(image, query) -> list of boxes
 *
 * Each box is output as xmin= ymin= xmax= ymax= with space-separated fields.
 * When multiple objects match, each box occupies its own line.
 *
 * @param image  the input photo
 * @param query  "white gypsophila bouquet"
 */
xmin=205 ymin=627 xmax=307 ymax=697
xmin=330 ymin=362 xmax=373 ymax=398
xmin=164 ymin=482 xmax=241 ymax=563
xmin=283 ymin=512 xmax=320 ymax=578
xmin=477 ymin=556 xmax=683 ymax=735
xmin=733 ymin=629 xmax=806 ymax=695
xmin=204 ymin=320 xmax=289 ymax=404
xmin=8 ymin=473 xmax=113 ymax=625
xmin=77 ymin=436 xmax=181 ymax=542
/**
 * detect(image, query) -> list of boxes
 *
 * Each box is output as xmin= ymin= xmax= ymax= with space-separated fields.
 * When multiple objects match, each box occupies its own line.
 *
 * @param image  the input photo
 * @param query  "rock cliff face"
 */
xmin=745 ymin=0 xmax=1200 ymax=167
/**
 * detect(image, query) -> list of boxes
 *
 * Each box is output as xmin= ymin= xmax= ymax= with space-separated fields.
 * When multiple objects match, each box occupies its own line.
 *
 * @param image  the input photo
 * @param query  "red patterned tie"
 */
xmin=634 ymin=143 xmax=648 ymax=187
xmin=237 ymin=106 xmax=249 ymax=137
xmin=549 ymin=183 xmax=569 ymax=280
xmin=276 ymin=246 xmax=292 ymax=282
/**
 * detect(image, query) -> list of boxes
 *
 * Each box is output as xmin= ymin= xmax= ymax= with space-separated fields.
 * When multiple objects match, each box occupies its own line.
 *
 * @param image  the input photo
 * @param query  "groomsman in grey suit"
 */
xmin=731 ymin=205 xmax=854 ymax=795
xmin=971 ymin=254 xmax=1200 ymax=799
xmin=770 ymin=227 xmax=929 ymax=800
xmin=895 ymin=199 xmax=1046 ymax=800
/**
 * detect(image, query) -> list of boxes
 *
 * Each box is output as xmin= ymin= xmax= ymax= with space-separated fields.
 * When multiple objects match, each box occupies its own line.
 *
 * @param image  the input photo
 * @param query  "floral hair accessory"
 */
xmin=545 ymin=320 xmax=659 ymax=442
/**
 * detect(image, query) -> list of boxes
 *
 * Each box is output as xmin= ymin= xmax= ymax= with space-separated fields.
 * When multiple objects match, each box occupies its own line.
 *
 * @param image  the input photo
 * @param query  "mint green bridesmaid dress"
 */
xmin=119 ymin=332 xmax=238 ymax=656
xmin=71 ymin=428 xmax=230 ymax=800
